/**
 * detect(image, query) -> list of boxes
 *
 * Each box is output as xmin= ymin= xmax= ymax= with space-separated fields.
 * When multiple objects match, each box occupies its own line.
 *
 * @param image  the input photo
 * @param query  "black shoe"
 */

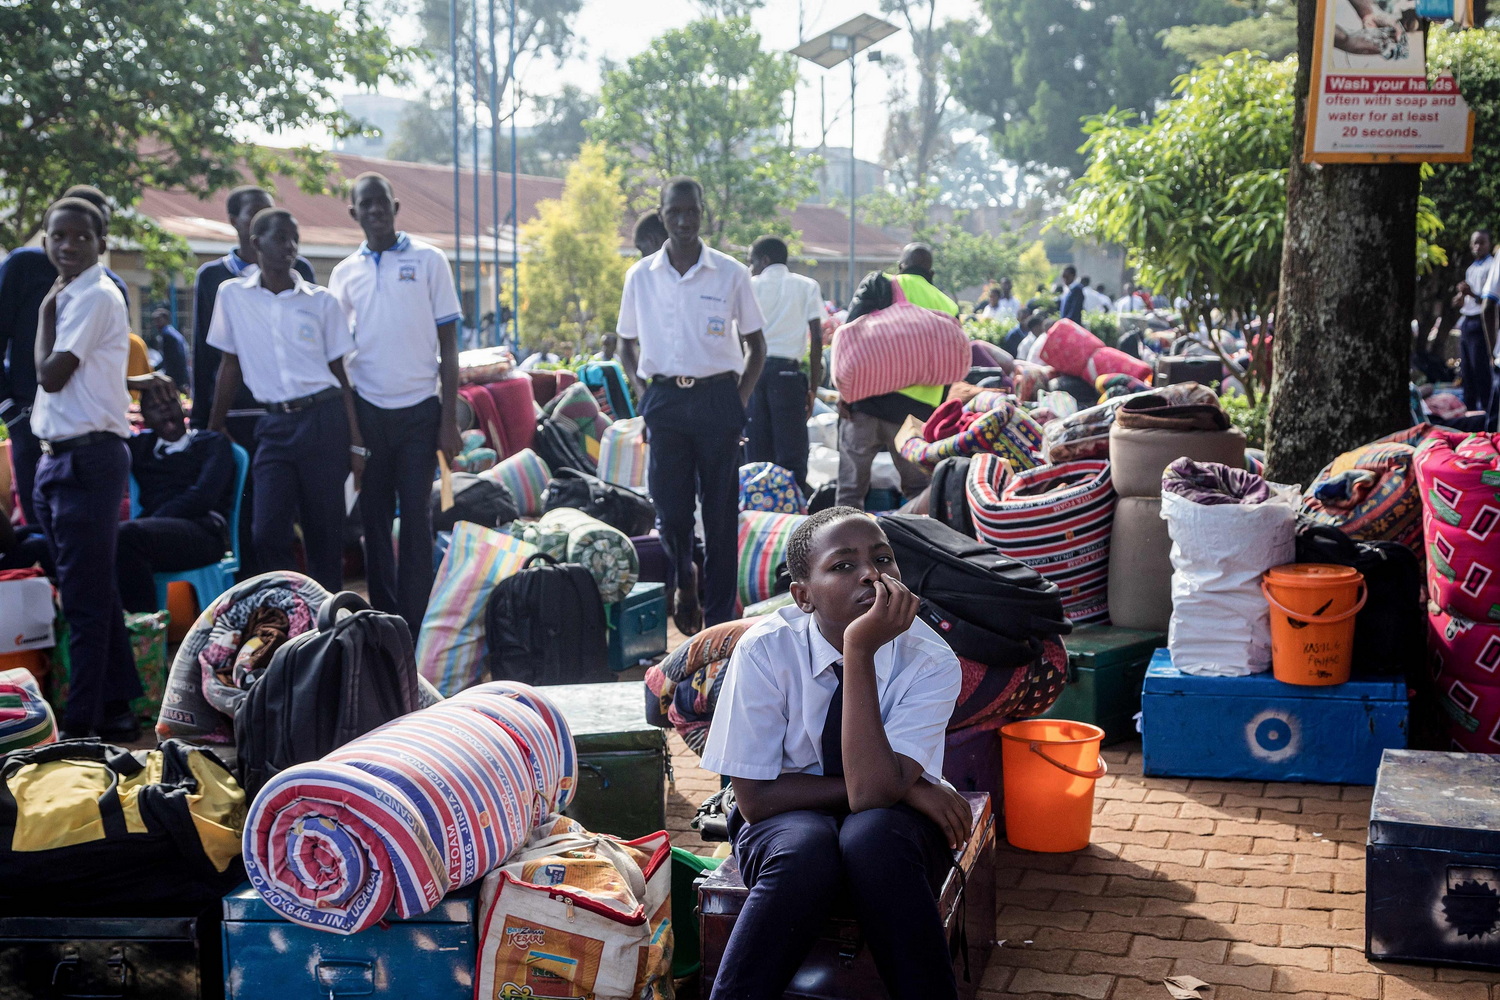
xmin=95 ymin=711 xmax=142 ymax=744
xmin=57 ymin=727 xmax=95 ymax=742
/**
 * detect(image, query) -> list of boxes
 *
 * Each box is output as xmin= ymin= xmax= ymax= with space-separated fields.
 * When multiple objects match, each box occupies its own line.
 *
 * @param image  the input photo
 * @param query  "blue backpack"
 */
xmin=578 ymin=360 xmax=636 ymax=420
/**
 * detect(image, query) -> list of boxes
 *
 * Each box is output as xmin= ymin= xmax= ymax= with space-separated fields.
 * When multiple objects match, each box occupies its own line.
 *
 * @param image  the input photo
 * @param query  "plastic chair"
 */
xmin=127 ymin=442 xmax=249 ymax=616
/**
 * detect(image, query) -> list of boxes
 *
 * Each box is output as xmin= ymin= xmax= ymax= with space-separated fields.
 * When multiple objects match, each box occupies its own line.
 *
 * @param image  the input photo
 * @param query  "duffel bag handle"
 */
xmin=524 ymin=553 xmax=561 ymax=569
xmin=318 ymin=591 xmax=373 ymax=631
xmin=2 ymin=738 xmax=143 ymax=776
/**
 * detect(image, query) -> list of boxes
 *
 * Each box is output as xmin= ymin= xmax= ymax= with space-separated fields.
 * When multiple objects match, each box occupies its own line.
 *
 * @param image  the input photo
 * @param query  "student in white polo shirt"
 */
xmin=746 ymin=236 xmax=824 ymax=495
xmin=617 ymin=176 xmax=767 ymax=635
xmin=329 ymin=173 xmax=463 ymax=635
xmin=206 ymin=208 xmax=361 ymax=592
xmin=1456 ymin=228 xmax=1494 ymax=414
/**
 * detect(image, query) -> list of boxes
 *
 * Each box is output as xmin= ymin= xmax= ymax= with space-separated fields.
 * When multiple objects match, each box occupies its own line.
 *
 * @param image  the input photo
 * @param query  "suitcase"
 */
xmin=1154 ymin=355 xmax=1222 ymax=387
xmin=698 ymin=792 xmax=996 ymax=1000
xmin=608 ymin=581 xmax=668 ymax=672
xmin=1141 ymin=648 xmax=1407 ymax=784
xmin=1366 ymin=750 xmax=1500 ymax=969
xmin=536 ymin=681 xmax=669 ymax=840
xmin=0 ymin=910 xmax=221 ymax=1000
xmin=220 ymin=882 xmax=479 ymax=998
xmin=1039 ymin=624 xmax=1165 ymax=745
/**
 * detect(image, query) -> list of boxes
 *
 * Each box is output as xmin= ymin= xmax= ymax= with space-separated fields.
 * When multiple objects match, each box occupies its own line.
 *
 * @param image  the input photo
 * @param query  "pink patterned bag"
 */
xmin=1085 ymin=345 xmax=1153 ymax=383
xmin=830 ymin=280 xmax=970 ymax=403
xmin=1035 ymin=320 xmax=1104 ymax=379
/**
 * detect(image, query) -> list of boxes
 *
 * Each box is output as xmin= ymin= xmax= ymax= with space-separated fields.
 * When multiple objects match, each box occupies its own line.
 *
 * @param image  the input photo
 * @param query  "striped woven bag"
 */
xmin=830 ymin=280 xmax=971 ymax=403
xmin=482 ymin=448 xmax=551 ymax=517
xmin=737 ymin=511 xmax=807 ymax=606
xmin=966 ymin=453 xmax=1116 ymax=624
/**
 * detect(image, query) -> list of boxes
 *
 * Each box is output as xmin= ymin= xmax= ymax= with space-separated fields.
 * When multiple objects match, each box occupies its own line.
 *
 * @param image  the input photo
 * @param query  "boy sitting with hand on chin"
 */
xmin=701 ymin=506 xmax=969 ymax=1000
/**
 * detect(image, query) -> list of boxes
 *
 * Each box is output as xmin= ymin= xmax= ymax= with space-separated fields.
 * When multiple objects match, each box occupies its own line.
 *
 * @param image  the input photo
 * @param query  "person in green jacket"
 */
xmin=835 ymin=243 xmax=958 ymax=509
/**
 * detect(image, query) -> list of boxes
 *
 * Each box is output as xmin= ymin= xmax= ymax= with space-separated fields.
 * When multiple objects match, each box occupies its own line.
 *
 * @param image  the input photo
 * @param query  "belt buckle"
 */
xmin=675 ymin=376 xmax=696 ymax=389
xmin=40 ymin=440 xmax=54 ymax=457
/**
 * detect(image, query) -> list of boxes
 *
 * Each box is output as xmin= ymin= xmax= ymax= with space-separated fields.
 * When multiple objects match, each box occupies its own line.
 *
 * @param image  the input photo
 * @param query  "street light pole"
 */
xmin=848 ymin=45 xmax=857 ymax=300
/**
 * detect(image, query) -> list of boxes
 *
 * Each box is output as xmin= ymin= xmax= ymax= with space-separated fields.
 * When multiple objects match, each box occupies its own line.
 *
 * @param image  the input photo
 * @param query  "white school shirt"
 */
xmin=978 ymin=297 xmax=1020 ymax=323
xmin=206 ymin=272 xmax=354 ymax=405
xmin=329 ymin=233 xmax=463 ymax=410
xmin=31 ymin=263 xmax=131 ymax=441
xmin=1462 ymin=255 xmax=1494 ymax=317
xmin=616 ymin=244 xmax=766 ymax=379
xmin=700 ymin=605 xmax=960 ymax=785
xmin=751 ymin=264 xmax=824 ymax=360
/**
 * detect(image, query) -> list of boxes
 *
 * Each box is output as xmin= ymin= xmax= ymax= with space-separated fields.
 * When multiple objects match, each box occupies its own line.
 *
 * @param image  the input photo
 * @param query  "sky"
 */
xmin=262 ymin=0 xmax=983 ymax=162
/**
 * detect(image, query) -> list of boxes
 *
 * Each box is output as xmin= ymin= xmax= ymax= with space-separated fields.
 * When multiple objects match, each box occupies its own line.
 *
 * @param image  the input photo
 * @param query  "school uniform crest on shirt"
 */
xmin=398 ymin=263 xmax=418 ymax=282
xmin=707 ymin=316 xmax=726 ymax=336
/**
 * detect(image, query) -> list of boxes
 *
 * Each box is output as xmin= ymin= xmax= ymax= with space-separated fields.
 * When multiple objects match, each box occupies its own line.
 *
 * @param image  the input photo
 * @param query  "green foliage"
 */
xmin=0 ymin=0 xmax=405 ymax=279
xmin=1162 ymin=0 xmax=1296 ymax=61
xmin=951 ymin=0 xmax=1253 ymax=175
xmin=588 ymin=16 xmax=815 ymax=248
xmin=1081 ymin=310 xmax=1120 ymax=349
xmin=1425 ymin=28 xmax=1500 ymax=266
xmin=1059 ymin=53 xmax=1296 ymax=334
xmin=964 ymin=316 xmax=1010 ymax=346
xmin=1220 ymin=387 xmax=1269 ymax=449
xmin=518 ymin=144 xmax=631 ymax=352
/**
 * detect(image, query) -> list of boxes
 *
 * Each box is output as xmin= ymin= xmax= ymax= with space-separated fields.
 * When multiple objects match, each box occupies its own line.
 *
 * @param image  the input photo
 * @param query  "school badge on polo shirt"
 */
xmin=296 ymin=315 xmax=319 ymax=343
xmin=399 ymin=263 xmax=418 ymax=282
xmin=707 ymin=316 xmax=726 ymax=337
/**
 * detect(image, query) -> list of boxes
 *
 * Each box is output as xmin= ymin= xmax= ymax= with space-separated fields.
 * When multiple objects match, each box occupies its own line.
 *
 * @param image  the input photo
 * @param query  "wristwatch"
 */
xmin=350 ymin=445 xmax=369 ymax=458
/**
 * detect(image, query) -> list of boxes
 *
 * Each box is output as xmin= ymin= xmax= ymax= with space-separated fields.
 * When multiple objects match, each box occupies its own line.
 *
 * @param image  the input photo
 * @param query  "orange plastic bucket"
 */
xmin=1261 ymin=564 xmax=1366 ymax=687
xmin=999 ymin=719 xmax=1107 ymax=852
xmin=0 ymin=649 xmax=47 ymax=683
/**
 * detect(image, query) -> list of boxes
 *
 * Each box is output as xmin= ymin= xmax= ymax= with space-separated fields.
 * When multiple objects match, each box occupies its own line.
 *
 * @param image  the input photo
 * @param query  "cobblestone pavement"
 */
xmin=663 ymin=731 xmax=1500 ymax=1000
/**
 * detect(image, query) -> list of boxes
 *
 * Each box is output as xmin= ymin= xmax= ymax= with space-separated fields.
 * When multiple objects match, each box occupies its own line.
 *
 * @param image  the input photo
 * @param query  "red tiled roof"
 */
xmin=134 ymin=150 xmax=906 ymax=263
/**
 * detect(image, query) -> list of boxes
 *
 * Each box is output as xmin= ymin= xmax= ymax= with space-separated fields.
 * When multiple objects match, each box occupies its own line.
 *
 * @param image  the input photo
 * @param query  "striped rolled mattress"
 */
xmin=0 ymin=667 xmax=55 ymax=753
xmin=243 ymin=681 xmax=576 ymax=934
xmin=966 ymin=452 xmax=1117 ymax=625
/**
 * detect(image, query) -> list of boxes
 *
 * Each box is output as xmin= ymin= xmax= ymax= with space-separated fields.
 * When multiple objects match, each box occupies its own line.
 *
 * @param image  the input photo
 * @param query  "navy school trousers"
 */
xmin=641 ymin=376 xmax=744 ymax=627
xmin=251 ymin=397 xmax=349 ymax=593
xmin=745 ymin=356 xmax=810 ymax=493
xmin=354 ymin=393 xmax=439 ymax=636
xmin=32 ymin=437 xmax=141 ymax=731
xmin=711 ymin=804 xmax=958 ymax=1000
xmin=1458 ymin=314 xmax=1494 ymax=415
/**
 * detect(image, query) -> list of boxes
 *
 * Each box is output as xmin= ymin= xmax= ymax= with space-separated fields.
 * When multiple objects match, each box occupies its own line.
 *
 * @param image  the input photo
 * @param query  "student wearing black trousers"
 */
xmin=206 ymin=209 xmax=361 ymax=593
xmin=330 ymin=172 xmax=464 ymax=635
xmin=701 ymin=508 xmax=968 ymax=1000
xmin=192 ymin=185 xmax=317 ymax=576
xmin=745 ymin=236 xmax=823 ymax=496
xmin=616 ymin=177 xmax=766 ymax=634
xmin=31 ymin=197 xmax=166 ymax=741
xmin=0 ymin=185 xmax=130 ymax=527
xmin=117 ymin=381 xmax=236 ymax=613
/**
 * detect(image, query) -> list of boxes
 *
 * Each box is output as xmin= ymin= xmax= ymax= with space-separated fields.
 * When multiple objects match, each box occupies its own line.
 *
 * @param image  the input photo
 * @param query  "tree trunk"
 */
xmin=1264 ymin=0 xmax=1421 ymax=488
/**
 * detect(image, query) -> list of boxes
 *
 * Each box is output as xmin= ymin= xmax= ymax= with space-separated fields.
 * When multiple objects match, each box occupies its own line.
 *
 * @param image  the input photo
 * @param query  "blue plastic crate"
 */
xmin=1141 ymin=648 xmax=1407 ymax=785
xmin=221 ymin=882 xmax=478 ymax=999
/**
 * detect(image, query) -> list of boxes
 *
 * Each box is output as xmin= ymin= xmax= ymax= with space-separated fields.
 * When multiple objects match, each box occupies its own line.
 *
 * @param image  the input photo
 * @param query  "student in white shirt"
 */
xmin=701 ymin=507 xmax=967 ymax=1000
xmin=746 ymin=235 xmax=824 ymax=493
xmin=207 ymin=208 xmax=362 ymax=592
xmin=975 ymin=278 xmax=1020 ymax=322
xmin=1456 ymin=228 xmax=1494 ymax=413
xmin=32 ymin=197 xmax=159 ymax=740
xmin=616 ymin=177 xmax=766 ymax=634
xmin=329 ymin=173 xmax=463 ymax=634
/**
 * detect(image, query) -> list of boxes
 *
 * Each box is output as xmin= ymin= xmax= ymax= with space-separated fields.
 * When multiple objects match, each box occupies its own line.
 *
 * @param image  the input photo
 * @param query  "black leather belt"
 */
xmin=649 ymin=372 xmax=737 ymax=389
xmin=263 ymin=387 xmax=343 ymax=414
xmin=39 ymin=431 xmax=123 ymax=456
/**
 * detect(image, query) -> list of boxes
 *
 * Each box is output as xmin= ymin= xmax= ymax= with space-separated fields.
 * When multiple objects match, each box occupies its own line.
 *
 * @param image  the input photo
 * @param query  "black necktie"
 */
xmin=821 ymin=660 xmax=845 ymax=778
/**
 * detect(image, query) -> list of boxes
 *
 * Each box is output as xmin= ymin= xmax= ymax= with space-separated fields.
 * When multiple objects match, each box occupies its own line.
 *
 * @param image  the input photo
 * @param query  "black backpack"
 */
xmin=235 ymin=592 xmax=422 ymax=798
xmin=881 ymin=514 xmax=1073 ymax=661
xmin=930 ymin=457 xmax=975 ymax=537
xmin=431 ymin=473 xmax=519 ymax=534
xmin=0 ymin=739 xmax=247 ymax=917
xmin=485 ymin=554 xmax=610 ymax=685
xmin=542 ymin=467 xmax=656 ymax=537
xmin=1294 ymin=523 xmax=1424 ymax=677
xmin=534 ymin=416 xmax=597 ymax=477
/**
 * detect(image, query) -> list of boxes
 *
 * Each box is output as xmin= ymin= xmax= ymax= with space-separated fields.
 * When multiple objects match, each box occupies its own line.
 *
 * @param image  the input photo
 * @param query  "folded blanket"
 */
xmin=644 ymin=618 xmax=759 ymax=755
xmin=949 ymin=637 xmax=1068 ymax=732
xmin=1115 ymin=396 xmax=1230 ymax=433
xmin=1301 ymin=425 xmax=1431 ymax=556
xmin=897 ymin=399 xmax=1045 ymax=472
xmin=1162 ymin=457 xmax=1272 ymax=506
xmin=1096 ymin=373 xmax=1150 ymax=401
xmin=243 ymin=681 xmax=574 ymax=935
xmin=157 ymin=572 xmax=331 ymax=743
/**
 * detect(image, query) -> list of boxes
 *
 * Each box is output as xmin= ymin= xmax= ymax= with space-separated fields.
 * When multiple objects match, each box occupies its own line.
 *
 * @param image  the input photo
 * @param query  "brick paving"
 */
xmin=662 ymin=730 xmax=1500 ymax=1000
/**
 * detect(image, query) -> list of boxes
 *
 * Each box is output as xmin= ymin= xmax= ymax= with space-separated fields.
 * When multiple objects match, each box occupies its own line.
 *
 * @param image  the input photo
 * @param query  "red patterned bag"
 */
xmin=1415 ymin=431 xmax=1500 ymax=622
xmin=830 ymin=280 xmax=970 ymax=403
xmin=1035 ymin=320 xmax=1104 ymax=379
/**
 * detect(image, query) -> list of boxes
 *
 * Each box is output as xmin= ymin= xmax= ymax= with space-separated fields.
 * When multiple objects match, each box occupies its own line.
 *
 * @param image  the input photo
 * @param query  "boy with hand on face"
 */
xmin=700 ymin=506 xmax=968 ymax=1000
xmin=328 ymin=172 xmax=463 ymax=634
xmin=206 ymin=209 xmax=361 ymax=592
xmin=32 ymin=197 xmax=165 ymax=740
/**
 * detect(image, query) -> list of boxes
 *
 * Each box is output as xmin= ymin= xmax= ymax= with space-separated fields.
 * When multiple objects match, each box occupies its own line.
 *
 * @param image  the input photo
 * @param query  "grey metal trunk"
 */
xmin=1265 ymin=0 xmax=1421 ymax=489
